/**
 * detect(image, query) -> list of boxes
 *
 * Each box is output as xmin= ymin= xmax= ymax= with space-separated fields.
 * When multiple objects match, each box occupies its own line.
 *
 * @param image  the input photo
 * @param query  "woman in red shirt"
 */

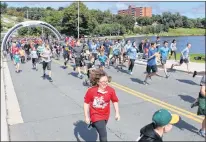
xmin=84 ymin=69 xmax=120 ymax=142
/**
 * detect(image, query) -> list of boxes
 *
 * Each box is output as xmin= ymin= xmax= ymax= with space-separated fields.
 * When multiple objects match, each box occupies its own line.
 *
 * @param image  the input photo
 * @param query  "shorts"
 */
xmin=92 ymin=53 xmax=98 ymax=60
xmin=180 ymin=58 xmax=189 ymax=64
xmin=42 ymin=61 xmax=51 ymax=70
xmin=161 ymin=59 xmax=167 ymax=65
xmin=63 ymin=54 xmax=70 ymax=60
xmin=100 ymin=62 xmax=106 ymax=67
xmin=32 ymin=58 xmax=38 ymax=64
xmin=14 ymin=60 xmax=20 ymax=65
xmin=146 ymin=65 xmax=157 ymax=73
xmin=75 ymin=57 xmax=85 ymax=67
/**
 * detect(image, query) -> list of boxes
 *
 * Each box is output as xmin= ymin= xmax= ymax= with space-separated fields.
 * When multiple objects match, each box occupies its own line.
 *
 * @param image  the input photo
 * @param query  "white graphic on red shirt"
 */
xmin=93 ymin=96 xmax=108 ymax=109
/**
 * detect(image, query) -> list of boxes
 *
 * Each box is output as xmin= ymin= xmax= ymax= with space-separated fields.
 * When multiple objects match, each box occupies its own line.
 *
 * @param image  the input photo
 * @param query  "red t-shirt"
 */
xmin=12 ymin=47 xmax=19 ymax=54
xmin=84 ymin=86 xmax=119 ymax=123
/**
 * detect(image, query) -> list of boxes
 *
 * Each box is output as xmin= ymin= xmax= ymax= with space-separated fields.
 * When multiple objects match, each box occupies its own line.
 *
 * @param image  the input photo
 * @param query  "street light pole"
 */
xmin=77 ymin=1 xmax=80 ymax=39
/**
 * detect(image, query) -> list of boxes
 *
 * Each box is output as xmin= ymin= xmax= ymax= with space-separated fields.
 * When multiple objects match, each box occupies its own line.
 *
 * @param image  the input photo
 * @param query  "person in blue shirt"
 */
xmin=127 ymin=41 xmax=137 ymax=75
xmin=158 ymin=41 xmax=170 ymax=78
xmin=98 ymin=51 xmax=108 ymax=70
xmin=143 ymin=42 xmax=160 ymax=85
xmin=171 ymin=43 xmax=192 ymax=73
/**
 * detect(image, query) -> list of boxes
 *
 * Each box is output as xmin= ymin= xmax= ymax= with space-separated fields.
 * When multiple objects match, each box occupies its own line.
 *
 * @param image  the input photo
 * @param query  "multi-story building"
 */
xmin=118 ymin=5 xmax=152 ymax=18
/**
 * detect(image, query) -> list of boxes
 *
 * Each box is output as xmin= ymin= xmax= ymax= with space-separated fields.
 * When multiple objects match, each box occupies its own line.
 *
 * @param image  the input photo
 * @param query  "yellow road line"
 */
xmin=111 ymin=82 xmax=204 ymax=120
xmin=52 ymin=59 xmax=203 ymax=123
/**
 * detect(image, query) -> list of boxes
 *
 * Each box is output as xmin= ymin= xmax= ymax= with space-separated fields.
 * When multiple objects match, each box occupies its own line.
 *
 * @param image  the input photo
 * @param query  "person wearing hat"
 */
xmin=137 ymin=109 xmax=179 ymax=142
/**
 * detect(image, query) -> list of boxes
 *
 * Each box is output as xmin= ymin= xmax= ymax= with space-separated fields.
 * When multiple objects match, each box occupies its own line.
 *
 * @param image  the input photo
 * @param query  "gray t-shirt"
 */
xmin=42 ymin=49 xmax=52 ymax=62
xmin=73 ymin=45 xmax=84 ymax=58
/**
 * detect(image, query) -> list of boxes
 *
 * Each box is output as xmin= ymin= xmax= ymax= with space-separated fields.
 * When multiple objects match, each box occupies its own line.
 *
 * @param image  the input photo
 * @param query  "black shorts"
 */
xmin=63 ymin=54 xmax=70 ymax=60
xmin=146 ymin=65 xmax=157 ymax=73
xmin=32 ymin=58 xmax=38 ymax=64
xmin=42 ymin=61 xmax=51 ymax=70
xmin=180 ymin=58 xmax=189 ymax=64
xmin=75 ymin=57 xmax=85 ymax=67
xmin=92 ymin=53 xmax=98 ymax=60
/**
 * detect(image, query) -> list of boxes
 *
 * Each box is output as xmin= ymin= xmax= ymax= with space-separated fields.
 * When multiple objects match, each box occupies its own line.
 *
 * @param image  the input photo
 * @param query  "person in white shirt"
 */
xmin=169 ymin=39 xmax=177 ymax=60
xmin=40 ymin=44 xmax=53 ymax=82
xmin=30 ymin=48 xmax=38 ymax=71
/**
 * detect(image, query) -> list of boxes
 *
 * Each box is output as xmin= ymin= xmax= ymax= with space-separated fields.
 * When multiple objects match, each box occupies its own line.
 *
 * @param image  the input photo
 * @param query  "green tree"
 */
xmin=62 ymin=2 xmax=90 ymax=37
xmin=0 ymin=2 xmax=8 ymax=14
xmin=17 ymin=16 xmax=24 ymax=22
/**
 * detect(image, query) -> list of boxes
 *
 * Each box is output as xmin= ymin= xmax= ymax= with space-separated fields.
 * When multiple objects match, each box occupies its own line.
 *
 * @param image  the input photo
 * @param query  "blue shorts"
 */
xmin=100 ymin=62 xmax=106 ymax=67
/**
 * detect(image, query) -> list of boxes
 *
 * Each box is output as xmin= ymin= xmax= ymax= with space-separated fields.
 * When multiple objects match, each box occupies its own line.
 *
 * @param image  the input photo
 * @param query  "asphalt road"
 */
xmin=6 ymin=56 xmax=205 ymax=141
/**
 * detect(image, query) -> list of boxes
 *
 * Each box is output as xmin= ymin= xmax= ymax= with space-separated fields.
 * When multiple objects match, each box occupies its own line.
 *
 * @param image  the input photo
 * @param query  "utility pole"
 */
xmin=77 ymin=1 xmax=80 ymax=39
xmin=27 ymin=9 xmax=29 ymax=37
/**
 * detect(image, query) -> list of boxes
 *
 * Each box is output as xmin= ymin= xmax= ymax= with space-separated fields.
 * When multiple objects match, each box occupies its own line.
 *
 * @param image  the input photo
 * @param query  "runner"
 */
xmin=137 ymin=109 xmax=179 ymax=142
xmin=156 ymin=36 xmax=161 ymax=50
xmin=63 ymin=41 xmax=71 ymax=68
xmin=41 ymin=44 xmax=53 ymax=82
xmin=98 ymin=50 xmax=108 ymax=71
xmin=127 ymin=41 xmax=137 ymax=75
xmin=169 ymin=39 xmax=177 ymax=60
xmin=171 ymin=43 xmax=191 ymax=73
xmin=73 ymin=40 xmax=86 ymax=79
xmin=110 ymin=40 xmax=121 ymax=68
xmin=37 ymin=40 xmax=45 ymax=63
xmin=19 ymin=47 xmax=26 ymax=63
xmin=158 ymin=41 xmax=170 ymax=78
xmin=143 ymin=42 xmax=160 ymax=85
xmin=30 ymin=47 xmax=38 ymax=71
xmin=84 ymin=69 xmax=120 ymax=142
xmin=13 ymin=51 xmax=21 ymax=73
xmin=84 ymin=56 xmax=95 ymax=86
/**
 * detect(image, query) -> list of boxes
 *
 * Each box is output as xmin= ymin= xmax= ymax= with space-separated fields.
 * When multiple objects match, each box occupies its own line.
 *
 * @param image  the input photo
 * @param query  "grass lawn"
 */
xmin=169 ymin=53 xmax=205 ymax=63
xmin=148 ymin=28 xmax=205 ymax=36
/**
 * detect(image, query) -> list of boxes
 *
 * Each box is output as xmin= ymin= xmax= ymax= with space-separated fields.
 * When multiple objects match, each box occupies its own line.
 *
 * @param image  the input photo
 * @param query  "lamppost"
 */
xmin=77 ymin=1 xmax=80 ymax=39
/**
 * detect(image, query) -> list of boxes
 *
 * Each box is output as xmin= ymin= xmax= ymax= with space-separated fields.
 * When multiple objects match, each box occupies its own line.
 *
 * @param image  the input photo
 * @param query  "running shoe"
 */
xmin=191 ymin=100 xmax=199 ymax=108
xmin=49 ymin=77 xmax=53 ymax=82
xmin=193 ymin=71 xmax=197 ymax=78
xmin=43 ymin=74 xmax=46 ymax=79
xmin=143 ymin=81 xmax=149 ymax=85
xmin=166 ymin=75 xmax=170 ymax=78
xmin=130 ymin=72 xmax=133 ymax=75
xmin=198 ymin=129 xmax=206 ymax=138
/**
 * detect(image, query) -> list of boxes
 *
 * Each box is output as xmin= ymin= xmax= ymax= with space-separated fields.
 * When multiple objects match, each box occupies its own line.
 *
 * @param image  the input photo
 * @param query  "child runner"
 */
xmin=84 ymin=69 xmax=120 ymax=142
xmin=84 ymin=56 xmax=95 ymax=86
xmin=13 ymin=51 xmax=20 ymax=73
xmin=30 ymin=48 xmax=38 ymax=71
xmin=98 ymin=51 xmax=108 ymax=71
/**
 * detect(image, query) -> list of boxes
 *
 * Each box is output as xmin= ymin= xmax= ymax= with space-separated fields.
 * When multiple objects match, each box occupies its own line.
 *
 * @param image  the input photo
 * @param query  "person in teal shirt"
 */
xmin=13 ymin=52 xmax=20 ymax=73
xmin=158 ymin=41 xmax=170 ymax=78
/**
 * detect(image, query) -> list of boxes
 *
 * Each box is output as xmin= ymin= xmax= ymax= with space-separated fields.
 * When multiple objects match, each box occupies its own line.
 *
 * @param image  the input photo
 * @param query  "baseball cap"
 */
xmin=152 ymin=109 xmax=179 ymax=127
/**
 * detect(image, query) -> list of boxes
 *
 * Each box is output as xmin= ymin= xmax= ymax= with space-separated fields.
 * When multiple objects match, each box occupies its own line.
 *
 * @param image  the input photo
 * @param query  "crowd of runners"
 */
xmin=4 ymin=35 xmax=205 ymax=141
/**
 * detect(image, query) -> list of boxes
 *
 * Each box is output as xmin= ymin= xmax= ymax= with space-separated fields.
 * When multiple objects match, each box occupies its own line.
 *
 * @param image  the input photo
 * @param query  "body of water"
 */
xmin=127 ymin=36 xmax=205 ymax=54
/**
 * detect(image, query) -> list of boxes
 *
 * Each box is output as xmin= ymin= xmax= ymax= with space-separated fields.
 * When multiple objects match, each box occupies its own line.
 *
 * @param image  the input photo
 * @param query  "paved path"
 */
xmin=4 ymin=56 xmax=205 ymax=141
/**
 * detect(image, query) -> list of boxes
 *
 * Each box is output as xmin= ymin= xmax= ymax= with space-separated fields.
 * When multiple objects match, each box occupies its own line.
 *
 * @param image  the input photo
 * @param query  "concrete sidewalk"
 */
xmin=135 ymin=59 xmax=205 ymax=72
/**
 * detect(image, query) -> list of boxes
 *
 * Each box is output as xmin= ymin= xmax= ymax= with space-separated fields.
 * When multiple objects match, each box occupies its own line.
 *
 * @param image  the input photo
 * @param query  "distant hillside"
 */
xmin=1 ymin=14 xmax=30 ymax=33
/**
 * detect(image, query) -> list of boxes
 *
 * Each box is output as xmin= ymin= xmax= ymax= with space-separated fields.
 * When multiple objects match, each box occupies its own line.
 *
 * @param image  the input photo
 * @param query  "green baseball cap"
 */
xmin=152 ymin=109 xmax=179 ymax=127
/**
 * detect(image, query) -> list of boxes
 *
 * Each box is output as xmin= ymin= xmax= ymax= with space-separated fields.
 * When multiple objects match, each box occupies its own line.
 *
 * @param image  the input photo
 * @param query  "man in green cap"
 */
xmin=137 ymin=109 xmax=179 ymax=142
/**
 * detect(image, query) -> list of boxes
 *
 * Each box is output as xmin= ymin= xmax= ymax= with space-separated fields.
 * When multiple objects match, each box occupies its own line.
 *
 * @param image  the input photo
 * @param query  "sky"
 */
xmin=4 ymin=1 xmax=205 ymax=19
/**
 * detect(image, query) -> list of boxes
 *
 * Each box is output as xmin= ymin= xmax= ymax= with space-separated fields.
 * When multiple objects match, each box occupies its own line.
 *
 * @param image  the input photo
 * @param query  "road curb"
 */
xmin=1 ymin=54 xmax=9 ymax=141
